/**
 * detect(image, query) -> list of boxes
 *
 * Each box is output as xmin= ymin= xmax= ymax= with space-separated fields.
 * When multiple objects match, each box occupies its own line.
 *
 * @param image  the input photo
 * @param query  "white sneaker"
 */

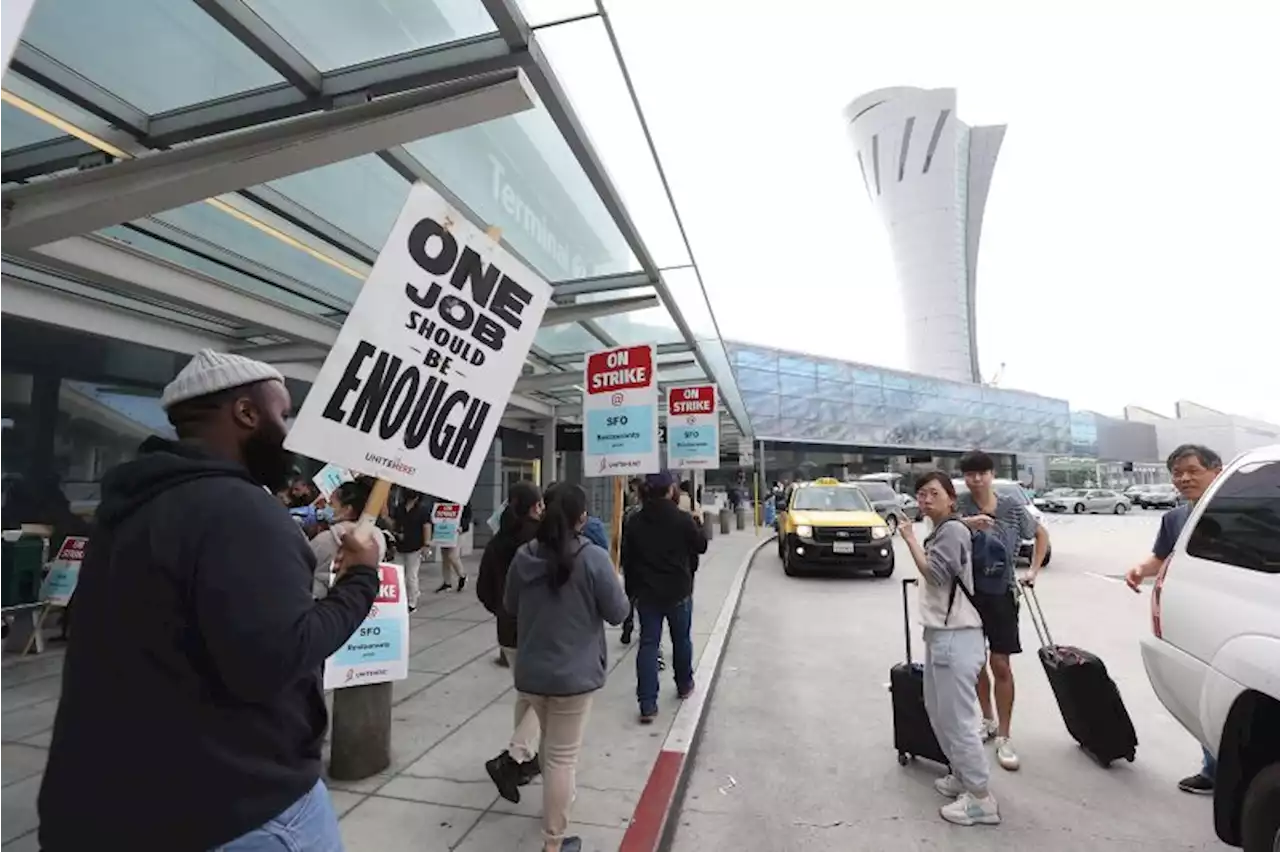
xmin=934 ymin=774 xmax=965 ymax=798
xmin=940 ymin=792 xmax=1001 ymax=826
xmin=980 ymin=718 xmax=998 ymax=741
xmin=994 ymin=736 xmax=1020 ymax=771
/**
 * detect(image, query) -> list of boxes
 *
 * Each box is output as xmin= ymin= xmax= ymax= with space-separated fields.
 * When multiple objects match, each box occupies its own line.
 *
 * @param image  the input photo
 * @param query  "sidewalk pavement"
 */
xmin=0 ymin=526 xmax=768 ymax=852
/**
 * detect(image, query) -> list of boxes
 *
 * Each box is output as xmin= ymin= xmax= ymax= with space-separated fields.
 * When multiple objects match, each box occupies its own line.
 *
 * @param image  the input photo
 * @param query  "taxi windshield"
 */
xmin=792 ymin=486 xmax=872 ymax=512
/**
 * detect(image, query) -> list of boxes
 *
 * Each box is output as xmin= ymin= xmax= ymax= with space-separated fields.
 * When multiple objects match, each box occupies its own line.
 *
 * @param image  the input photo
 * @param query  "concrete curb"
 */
xmin=618 ymin=533 xmax=776 ymax=852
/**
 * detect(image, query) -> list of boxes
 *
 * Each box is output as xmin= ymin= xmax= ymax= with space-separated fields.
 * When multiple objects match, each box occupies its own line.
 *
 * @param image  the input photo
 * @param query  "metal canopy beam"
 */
xmin=507 ymin=393 xmax=554 ymax=417
xmin=193 ymin=0 xmax=324 ymax=97
xmin=541 ymin=293 xmax=658 ymax=327
xmin=547 ymin=340 xmax=691 ymax=365
xmin=147 ymin=36 xmax=516 ymax=148
xmin=230 ymin=341 xmax=330 ymax=363
xmin=550 ymin=270 xmax=650 ymax=299
xmin=20 ymin=235 xmax=343 ymax=347
xmin=2 ymin=137 xmax=100 ymax=182
xmin=8 ymin=43 xmax=150 ymax=137
xmin=512 ymin=359 xmax=697 ymax=394
xmin=2 ymin=72 xmax=536 ymax=249
xmin=1 ymin=275 xmax=229 ymax=357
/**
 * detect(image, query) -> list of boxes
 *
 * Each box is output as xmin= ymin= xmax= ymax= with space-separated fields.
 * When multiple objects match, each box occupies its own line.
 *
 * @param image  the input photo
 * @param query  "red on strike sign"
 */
xmin=586 ymin=345 xmax=653 ymax=395
xmin=56 ymin=537 xmax=88 ymax=561
xmin=668 ymin=385 xmax=716 ymax=416
xmin=433 ymin=504 xmax=461 ymax=519
xmin=376 ymin=564 xmax=402 ymax=603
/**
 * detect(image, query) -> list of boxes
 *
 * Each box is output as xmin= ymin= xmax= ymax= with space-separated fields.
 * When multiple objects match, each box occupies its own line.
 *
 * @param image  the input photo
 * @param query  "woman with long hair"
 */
xmin=899 ymin=471 xmax=1000 ymax=827
xmin=478 ymin=481 xmax=544 ymax=786
xmin=491 ymin=484 xmax=629 ymax=852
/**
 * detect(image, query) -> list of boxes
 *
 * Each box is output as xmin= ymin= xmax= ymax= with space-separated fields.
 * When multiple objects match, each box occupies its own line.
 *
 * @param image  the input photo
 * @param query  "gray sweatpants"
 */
xmin=923 ymin=627 xmax=991 ymax=795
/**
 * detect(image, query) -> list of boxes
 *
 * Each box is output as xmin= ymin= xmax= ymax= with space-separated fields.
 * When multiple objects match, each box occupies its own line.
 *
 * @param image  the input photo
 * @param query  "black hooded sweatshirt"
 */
xmin=476 ymin=515 xmax=540 ymax=648
xmin=38 ymin=438 xmax=379 ymax=852
xmin=621 ymin=497 xmax=708 ymax=605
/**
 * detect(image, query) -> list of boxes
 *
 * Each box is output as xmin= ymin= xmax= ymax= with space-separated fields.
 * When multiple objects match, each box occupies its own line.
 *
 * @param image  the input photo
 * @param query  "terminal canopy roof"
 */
xmin=0 ymin=0 xmax=749 ymax=446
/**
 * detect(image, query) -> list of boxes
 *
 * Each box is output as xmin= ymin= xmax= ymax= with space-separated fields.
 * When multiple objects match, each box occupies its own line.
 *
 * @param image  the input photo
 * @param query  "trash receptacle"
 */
xmin=702 ymin=510 xmax=716 ymax=540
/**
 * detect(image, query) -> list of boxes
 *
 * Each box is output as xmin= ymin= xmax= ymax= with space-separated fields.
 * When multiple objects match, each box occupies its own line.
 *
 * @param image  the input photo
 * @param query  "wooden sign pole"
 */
xmin=610 ymin=476 xmax=624 ymax=573
xmin=329 ymin=478 xmax=394 ymax=781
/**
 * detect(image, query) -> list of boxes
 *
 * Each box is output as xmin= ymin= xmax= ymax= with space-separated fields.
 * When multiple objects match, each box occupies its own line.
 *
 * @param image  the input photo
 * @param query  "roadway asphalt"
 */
xmin=667 ymin=511 xmax=1234 ymax=851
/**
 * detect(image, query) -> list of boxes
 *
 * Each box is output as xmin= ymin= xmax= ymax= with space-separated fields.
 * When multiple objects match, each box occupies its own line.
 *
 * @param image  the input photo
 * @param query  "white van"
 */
xmin=1139 ymin=444 xmax=1280 ymax=852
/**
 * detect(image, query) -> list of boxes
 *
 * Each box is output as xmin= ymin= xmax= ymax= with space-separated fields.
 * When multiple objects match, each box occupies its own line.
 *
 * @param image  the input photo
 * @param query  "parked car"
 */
xmin=953 ymin=478 xmax=1053 ymax=567
xmin=1035 ymin=487 xmax=1076 ymax=509
xmin=1139 ymin=444 xmax=1280 ymax=852
xmin=853 ymin=477 xmax=917 ymax=533
xmin=1043 ymin=488 xmax=1130 ymax=515
xmin=1124 ymin=484 xmax=1154 ymax=504
xmin=1141 ymin=483 xmax=1181 ymax=509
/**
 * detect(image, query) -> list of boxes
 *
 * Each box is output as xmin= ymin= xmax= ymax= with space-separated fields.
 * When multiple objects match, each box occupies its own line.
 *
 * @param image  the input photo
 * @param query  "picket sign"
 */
xmin=285 ymin=183 xmax=553 ymax=504
xmin=22 ymin=536 xmax=88 ymax=655
xmin=429 ymin=502 xmax=462 ymax=548
xmin=583 ymin=344 xmax=660 ymax=477
xmin=666 ymin=384 xmax=719 ymax=470
xmin=323 ymin=561 xmax=410 ymax=690
xmin=312 ymin=463 xmax=354 ymax=499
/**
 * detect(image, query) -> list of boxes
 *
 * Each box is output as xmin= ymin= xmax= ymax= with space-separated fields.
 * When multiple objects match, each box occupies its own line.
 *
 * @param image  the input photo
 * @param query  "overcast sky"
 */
xmin=582 ymin=1 xmax=1278 ymax=423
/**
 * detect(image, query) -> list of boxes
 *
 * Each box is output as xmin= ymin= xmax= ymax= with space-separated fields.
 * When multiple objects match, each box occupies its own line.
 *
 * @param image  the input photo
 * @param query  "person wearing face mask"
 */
xmin=310 ymin=480 xmax=387 ymax=599
xmin=37 ymin=350 xmax=382 ymax=852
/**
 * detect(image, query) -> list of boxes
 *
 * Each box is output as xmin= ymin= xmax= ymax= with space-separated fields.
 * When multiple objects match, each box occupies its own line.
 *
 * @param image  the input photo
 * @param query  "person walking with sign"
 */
xmin=38 ymin=350 xmax=382 ymax=852
xmin=497 ymin=484 xmax=630 ymax=852
xmin=394 ymin=489 xmax=433 ymax=611
xmin=480 ymin=481 xmax=545 ymax=791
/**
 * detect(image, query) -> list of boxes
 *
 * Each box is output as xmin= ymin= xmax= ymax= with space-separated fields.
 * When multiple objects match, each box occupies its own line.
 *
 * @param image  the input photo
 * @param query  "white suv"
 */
xmin=1140 ymin=444 xmax=1280 ymax=852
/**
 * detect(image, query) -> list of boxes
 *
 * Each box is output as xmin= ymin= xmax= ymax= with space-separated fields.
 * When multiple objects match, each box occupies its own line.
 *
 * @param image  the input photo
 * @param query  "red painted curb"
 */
xmin=616 ymin=536 xmax=775 ymax=852
xmin=618 ymin=749 xmax=684 ymax=852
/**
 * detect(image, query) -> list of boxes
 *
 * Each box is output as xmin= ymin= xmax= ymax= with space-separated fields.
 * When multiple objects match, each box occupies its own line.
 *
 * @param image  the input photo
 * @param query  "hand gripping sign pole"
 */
xmin=285 ymin=185 xmax=551 ymax=780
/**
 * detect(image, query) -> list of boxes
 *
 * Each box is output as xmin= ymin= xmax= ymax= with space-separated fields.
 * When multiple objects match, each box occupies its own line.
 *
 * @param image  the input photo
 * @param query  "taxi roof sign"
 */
xmin=812 ymin=477 xmax=841 ymax=485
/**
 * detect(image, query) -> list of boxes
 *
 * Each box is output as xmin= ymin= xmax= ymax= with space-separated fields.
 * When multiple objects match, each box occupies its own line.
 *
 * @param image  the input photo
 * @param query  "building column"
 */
xmin=29 ymin=373 xmax=61 ymax=482
xmin=469 ymin=434 xmax=503 ymax=551
xmin=541 ymin=413 xmax=558 ymax=488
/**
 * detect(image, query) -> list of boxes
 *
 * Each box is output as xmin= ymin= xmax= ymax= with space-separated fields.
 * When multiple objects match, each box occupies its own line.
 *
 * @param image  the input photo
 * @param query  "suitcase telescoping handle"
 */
xmin=902 ymin=578 xmax=917 ymax=664
xmin=1020 ymin=581 xmax=1055 ymax=649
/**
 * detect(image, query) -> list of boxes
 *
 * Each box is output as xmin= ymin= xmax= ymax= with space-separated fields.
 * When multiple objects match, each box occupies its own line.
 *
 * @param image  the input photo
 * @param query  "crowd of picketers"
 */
xmin=33 ymin=349 xmax=708 ymax=852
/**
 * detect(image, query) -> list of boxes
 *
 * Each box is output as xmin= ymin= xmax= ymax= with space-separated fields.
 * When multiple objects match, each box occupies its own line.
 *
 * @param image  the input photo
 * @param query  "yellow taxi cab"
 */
xmin=776 ymin=478 xmax=894 ymax=577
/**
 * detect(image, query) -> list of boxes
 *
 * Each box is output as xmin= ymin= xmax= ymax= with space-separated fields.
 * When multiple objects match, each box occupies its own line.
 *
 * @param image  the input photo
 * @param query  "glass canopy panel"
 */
xmin=148 ymin=202 xmax=363 ymax=305
xmin=592 ymin=304 xmax=685 ymax=346
xmin=243 ymin=0 xmax=496 ymax=72
xmin=98 ymin=224 xmax=339 ymax=316
xmin=514 ymin=0 xmax=597 ymax=27
xmin=2 ymin=103 xmax=67 ymax=150
xmin=535 ymin=322 xmax=603 ymax=355
xmin=264 ymin=155 xmax=411 ymax=251
xmin=21 ymin=0 xmax=284 ymax=113
xmin=403 ymin=102 xmax=639 ymax=285
xmin=536 ymin=16 xmax=692 ymax=269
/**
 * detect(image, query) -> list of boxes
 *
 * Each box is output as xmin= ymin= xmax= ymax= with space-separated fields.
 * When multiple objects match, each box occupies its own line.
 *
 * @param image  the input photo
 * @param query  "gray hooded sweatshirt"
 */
xmin=504 ymin=535 xmax=631 ymax=696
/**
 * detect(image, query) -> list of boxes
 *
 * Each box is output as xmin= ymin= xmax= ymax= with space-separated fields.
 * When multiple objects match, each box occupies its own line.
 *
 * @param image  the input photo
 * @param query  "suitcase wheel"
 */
xmin=897 ymin=752 xmax=911 ymax=766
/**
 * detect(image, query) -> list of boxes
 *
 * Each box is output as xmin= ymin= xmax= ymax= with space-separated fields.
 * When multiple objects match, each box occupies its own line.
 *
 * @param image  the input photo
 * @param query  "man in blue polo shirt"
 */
xmin=1126 ymin=443 xmax=1223 ymax=794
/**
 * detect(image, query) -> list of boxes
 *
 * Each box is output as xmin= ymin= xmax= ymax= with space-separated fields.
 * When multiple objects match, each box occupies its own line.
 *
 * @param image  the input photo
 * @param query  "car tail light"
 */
xmin=1152 ymin=557 xmax=1171 ymax=638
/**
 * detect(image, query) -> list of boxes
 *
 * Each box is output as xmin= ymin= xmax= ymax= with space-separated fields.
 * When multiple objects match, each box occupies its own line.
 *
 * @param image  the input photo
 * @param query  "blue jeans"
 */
xmin=636 ymin=597 xmax=694 ymax=714
xmin=215 ymin=780 xmax=344 ymax=851
xmin=1202 ymin=746 xmax=1217 ymax=781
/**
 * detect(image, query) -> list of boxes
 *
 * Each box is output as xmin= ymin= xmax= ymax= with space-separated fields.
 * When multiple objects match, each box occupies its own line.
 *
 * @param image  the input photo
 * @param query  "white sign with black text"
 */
xmin=286 ymin=183 xmax=553 ymax=503
xmin=0 ymin=0 xmax=35 ymax=85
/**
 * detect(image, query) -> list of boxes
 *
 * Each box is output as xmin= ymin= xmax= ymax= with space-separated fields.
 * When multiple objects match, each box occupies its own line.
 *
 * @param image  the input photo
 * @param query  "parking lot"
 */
xmin=668 ymin=512 xmax=1232 ymax=851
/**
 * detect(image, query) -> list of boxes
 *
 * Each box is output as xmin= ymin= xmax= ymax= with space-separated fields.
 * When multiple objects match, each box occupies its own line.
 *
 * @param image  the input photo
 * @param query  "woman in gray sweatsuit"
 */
xmin=494 ymin=483 xmax=630 ymax=852
xmin=900 ymin=471 xmax=1001 ymax=828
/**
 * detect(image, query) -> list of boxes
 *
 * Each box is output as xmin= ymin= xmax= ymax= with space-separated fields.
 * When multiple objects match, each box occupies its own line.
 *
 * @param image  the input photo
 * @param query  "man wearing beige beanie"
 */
xmin=40 ymin=350 xmax=380 ymax=852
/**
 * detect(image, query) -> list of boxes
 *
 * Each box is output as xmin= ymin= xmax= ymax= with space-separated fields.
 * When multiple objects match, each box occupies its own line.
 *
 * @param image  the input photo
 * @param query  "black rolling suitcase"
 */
xmin=1023 ymin=583 xmax=1138 ymax=766
xmin=891 ymin=578 xmax=948 ymax=767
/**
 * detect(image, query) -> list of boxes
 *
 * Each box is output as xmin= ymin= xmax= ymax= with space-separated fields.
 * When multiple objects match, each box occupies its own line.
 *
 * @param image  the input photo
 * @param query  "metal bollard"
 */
xmin=736 ymin=507 xmax=748 ymax=531
xmin=703 ymin=510 xmax=716 ymax=540
xmin=719 ymin=508 xmax=732 ymax=535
